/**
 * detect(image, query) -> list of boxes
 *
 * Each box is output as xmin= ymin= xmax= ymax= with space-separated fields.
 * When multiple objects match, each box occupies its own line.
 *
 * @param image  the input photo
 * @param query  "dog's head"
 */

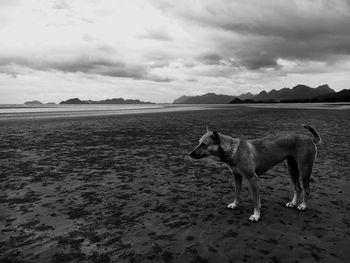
xmin=189 ymin=128 xmax=220 ymax=159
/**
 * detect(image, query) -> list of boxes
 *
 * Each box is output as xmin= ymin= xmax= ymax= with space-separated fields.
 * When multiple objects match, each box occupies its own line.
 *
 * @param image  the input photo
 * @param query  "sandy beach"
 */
xmin=0 ymin=107 xmax=349 ymax=262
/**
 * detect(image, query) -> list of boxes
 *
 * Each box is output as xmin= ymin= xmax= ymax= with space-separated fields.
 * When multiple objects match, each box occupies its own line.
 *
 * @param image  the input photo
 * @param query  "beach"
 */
xmin=0 ymin=106 xmax=349 ymax=262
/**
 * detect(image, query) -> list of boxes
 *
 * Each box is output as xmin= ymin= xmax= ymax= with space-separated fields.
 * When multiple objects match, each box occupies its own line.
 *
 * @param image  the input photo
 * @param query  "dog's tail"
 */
xmin=303 ymin=125 xmax=321 ymax=144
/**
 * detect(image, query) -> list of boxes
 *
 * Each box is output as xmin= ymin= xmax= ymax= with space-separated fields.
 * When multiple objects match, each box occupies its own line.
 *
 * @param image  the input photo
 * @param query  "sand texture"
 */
xmin=0 ymin=108 xmax=349 ymax=262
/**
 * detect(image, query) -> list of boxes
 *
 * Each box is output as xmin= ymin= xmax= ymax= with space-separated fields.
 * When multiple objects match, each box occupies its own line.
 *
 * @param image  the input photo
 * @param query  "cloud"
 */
xmin=0 ymin=0 xmax=20 ymax=29
xmin=137 ymin=29 xmax=172 ymax=41
xmin=0 ymin=53 xmax=174 ymax=82
xmin=151 ymin=0 xmax=350 ymax=69
xmin=236 ymin=52 xmax=279 ymax=70
xmin=197 ymin=53 xmax=224 ymax=65
xmin=53 ymin=0 xmax=70 ymax=10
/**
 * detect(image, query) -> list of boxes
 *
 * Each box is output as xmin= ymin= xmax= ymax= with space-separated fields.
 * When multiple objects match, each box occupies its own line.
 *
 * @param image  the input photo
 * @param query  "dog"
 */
xmin=189 ymin=125 xmax=321 ymax=221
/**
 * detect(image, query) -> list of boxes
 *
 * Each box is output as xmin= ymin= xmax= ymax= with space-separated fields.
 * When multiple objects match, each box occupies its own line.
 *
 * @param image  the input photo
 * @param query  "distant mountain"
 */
xmin=60 ymin=98 xmax=87 ymax=104
xmin=46 ymin=102 xmax=56 ymax=105
xmin=171 ymin=93 xmax=254 ymax=104
xmin=252 ymin=84 xmax=335 ymax=102
xmin=24 ymin=100 xmax=43 ymax=105
xmin=312 ymin=89 xmax=350 ymax=102
xmin=237 ymin=92 xmax=254 ymax=100
xmin=60 ymin=97 xmax=153 ymax=104
xmin=173 ymin=95 xmax=194 ymax=104
xmin=173 ymin=84 xmax=338 ymax=104
xmin=230 ymin=98 xmax=245 ymax=104
xmin=89 ymin=98 xmax=153 ymax=104
xmin=173 ymin=93 xmax=236 ymax=104
xmin=281 ymin=89 xmax=350 ymax=103
xmin=230 ymin=98 xmax=273 ymax=104
xmin=252 ymin=88 xmax=287 ymax=101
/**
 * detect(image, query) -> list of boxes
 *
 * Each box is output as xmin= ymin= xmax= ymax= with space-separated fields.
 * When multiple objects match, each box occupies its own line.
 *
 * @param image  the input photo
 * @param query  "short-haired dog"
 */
xmin=189 ymin=125 xmax=321 ymax=221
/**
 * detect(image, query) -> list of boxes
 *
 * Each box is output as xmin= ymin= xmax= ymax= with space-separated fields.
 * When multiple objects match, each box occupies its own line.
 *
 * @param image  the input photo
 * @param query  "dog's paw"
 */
xmin=285 ymin=201 xmax=296 ymax=208
xmin=227 ymin=202 xmax=238 ymax=209
xmin=249 ymin=214 xmax=260 ymax=222
xmin=297 ymin=203 xmax=307 ymax=210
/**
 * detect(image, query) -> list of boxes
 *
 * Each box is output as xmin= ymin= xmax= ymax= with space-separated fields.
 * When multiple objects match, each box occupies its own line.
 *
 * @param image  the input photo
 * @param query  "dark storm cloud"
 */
xmin=197 ymin=53 xmax=223 ymax=65
xmin=0 ymin=55 xmax=173 ymax=82
xmin=197 ymin=53 xmax=241 ymax=68
xmin=152 ymin=0 xmax=350 ymax=70
xmin=238 ymin=53 xmax=279 ymax=70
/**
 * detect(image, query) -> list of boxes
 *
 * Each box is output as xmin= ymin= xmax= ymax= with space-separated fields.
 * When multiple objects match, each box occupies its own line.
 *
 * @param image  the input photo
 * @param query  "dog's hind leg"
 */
xmin=297 ymin=151 xmax=315 ymax=210
xmin=227 ymin=173 xmax=242 ymax=209
xmin=297 ymin=162 xmax=313 ymax=210
xmin=285 ymin=157 xmax=301 ymax=208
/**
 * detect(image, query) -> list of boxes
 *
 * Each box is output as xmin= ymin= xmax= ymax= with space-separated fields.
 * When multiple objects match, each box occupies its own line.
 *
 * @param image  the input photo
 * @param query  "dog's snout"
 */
xmin=190 ymin=150 xmax=201 ymax=159
xmin=189 ymin=151 xmax=196 ymax=158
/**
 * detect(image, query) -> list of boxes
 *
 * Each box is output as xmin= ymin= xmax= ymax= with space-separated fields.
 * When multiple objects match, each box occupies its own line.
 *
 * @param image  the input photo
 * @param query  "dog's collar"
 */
xmin=219 ymin=140 xmax=239 ymax=162
xmin=228 ymin=140 xmax=239 ymax=159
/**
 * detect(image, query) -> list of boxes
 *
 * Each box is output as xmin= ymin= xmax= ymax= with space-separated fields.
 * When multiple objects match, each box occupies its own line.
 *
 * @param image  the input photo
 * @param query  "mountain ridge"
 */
xmin=60 ymin=97 xmax=154 ymax=104
xmin=24 ymin=100 xmax=43 ymax=105
xmin=173 ymin=84 xmax=337 ymax=104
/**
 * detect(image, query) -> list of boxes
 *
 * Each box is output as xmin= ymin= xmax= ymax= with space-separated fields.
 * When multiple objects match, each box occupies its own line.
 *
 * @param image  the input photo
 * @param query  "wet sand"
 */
xmin=0 ymin=107 xmax=349 ymax=262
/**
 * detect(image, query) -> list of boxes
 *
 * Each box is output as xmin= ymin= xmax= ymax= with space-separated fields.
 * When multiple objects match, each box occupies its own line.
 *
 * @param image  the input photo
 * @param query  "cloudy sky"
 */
xmin=0 ymin=0 xmax=350 ymax=103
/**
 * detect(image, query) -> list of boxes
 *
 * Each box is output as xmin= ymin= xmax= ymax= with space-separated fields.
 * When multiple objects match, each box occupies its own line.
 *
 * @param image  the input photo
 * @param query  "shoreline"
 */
xmin=0 ymin=105 xmax=209 ymax=121
xmin=0 ymin=102 xmax=348 ymax=121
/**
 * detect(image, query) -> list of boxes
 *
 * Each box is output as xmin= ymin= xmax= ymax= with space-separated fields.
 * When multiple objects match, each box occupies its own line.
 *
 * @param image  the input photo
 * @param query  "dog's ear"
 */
xmin=212 ymin=131 xmax=220 ymax=141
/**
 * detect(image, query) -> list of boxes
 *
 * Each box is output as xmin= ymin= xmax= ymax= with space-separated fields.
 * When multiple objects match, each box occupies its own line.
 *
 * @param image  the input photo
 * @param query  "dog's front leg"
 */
xmin=227 ymin=173 xmax=242 ymax=209
xmin=247 ymin=174 xmax=261 ymax=222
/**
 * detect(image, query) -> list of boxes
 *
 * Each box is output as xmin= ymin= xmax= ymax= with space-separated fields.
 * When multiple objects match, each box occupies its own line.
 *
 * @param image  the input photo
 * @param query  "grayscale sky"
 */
xmin=0 ymin=0 xmax=350 ymax=103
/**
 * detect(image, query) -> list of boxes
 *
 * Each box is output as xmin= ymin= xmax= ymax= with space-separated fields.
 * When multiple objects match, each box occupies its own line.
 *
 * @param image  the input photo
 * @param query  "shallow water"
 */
xmin=0 ymin=102 xmax=348 ymax=121
xmin=0 ymin=104 xmax=205 ymax=120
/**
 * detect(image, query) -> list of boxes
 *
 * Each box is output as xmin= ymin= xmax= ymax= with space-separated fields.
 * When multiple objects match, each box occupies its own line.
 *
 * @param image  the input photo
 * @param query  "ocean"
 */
xmin=0 ymin=103 xmax=348 ymax=121
xmin=0 ymin=104 xmax=206 ymax=120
